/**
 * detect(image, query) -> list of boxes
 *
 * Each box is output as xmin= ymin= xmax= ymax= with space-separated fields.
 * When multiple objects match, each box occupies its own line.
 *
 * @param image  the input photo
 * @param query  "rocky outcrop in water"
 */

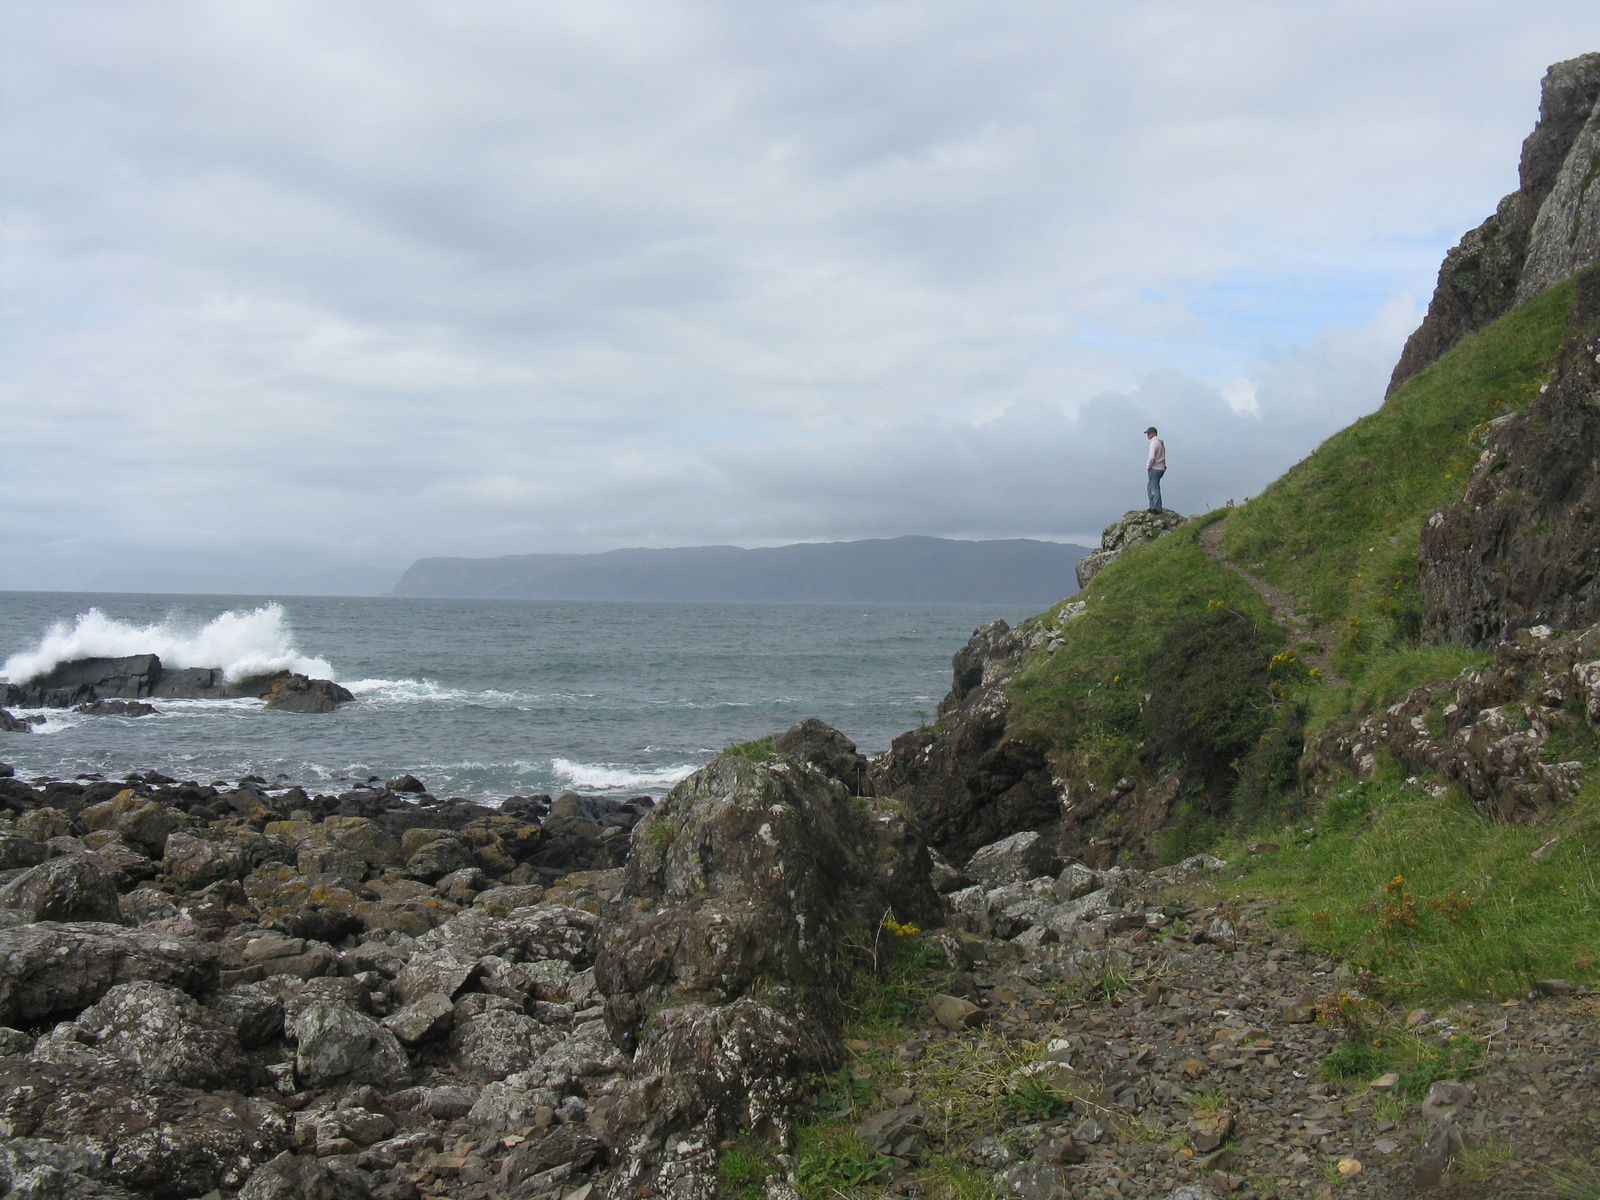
xmin=1 ymin=655 xmax=354 ymax=712
xmin=1419 ymin=265 xmax=1600 ymax=645
xmin=1388 ymin=52 xmax=1600 ymax=394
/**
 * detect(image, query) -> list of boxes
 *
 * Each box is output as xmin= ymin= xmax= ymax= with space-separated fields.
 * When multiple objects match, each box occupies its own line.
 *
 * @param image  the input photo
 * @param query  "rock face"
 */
xmin=1075 ymin=510 xmax=1187 ymax=589
xmin=1314 ymin=623 xmax=1600 ymax=821
xmin=1420 ymin=266 xmax=1600 ymax=645
xmin=870 ymin=620 xmax=1060 ymax=864
xmin=594 ymin=733 xmax=940 ymax=1197
xmin=1389 ymin=53 xmax=1600 ymax=394
xmin=0 ymin=655 xmax=353 ymax=711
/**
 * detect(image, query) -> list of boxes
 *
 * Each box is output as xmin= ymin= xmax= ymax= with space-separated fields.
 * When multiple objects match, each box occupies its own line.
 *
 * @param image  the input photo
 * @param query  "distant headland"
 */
xmin=390 ymin=535 xmax=1090 ymax=604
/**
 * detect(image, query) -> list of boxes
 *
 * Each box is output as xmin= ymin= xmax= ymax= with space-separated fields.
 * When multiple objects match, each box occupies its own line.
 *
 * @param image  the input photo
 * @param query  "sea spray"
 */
xmin=1 ymin=603 xmax=334 ymax=683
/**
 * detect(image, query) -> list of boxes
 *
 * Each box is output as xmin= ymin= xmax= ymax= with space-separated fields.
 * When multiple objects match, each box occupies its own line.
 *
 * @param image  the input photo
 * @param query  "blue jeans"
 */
xmin=1147 ymin=468 xmax=1165 ymax=513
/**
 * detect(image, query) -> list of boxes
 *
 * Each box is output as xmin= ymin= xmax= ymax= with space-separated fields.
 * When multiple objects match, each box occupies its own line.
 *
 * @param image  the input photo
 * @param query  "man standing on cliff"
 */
xmin=1145 ymin=426 xmax=1166 ymax=514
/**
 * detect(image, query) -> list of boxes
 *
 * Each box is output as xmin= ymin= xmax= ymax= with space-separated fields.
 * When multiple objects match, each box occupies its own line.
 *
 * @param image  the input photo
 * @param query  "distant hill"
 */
xmin=390 ymin=537 xmax=1091 ymax=604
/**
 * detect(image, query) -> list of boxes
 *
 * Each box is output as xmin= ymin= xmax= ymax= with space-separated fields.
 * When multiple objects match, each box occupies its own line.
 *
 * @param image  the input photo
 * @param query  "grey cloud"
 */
xmin=1 ymin=2 xmax=1595 ymax=589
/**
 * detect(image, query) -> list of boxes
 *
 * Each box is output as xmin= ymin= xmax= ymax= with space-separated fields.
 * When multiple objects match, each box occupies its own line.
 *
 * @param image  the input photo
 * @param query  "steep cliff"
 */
xmin=1387 ymin=53 xmax=1600 ymax=394
xmin=1420 ymin=265 xmax=1600 ymax=644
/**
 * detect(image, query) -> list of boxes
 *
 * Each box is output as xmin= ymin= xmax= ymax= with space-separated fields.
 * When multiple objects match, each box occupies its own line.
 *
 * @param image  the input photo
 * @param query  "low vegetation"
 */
xmin=1000 ymin=276 xmax=1598 ymax=998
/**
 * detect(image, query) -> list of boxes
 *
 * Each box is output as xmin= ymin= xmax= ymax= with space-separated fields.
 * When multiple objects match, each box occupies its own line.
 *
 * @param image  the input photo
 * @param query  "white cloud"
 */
xmin=0 ymin=1 xmax=1592 ymax=587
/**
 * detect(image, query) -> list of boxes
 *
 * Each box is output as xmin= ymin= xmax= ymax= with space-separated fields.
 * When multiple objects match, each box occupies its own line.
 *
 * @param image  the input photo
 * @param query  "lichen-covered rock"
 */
xmin=1420 ymin=267 xmax=1600 ymax=645
xmin=965 ymin=830 xmax=1059 ymax=887
xmin=603 ymin=997 xmax=838 ymax=1200
xmin=0 ymin=922 xmax=215 ymax=1024
xmin=449 ymin=1009 xmax=561 ymax=1082
xmin=236 ymin=1149 xmax=371 ymax=1200
xmin=0 ymin=1056 xmax=290 ymax=1197
xmin=404 ymin=837 xmax=477 ymax=882
xmin=381 ymin=992 xmax=454 ymax=1046
xmin=80 ymin=792 xmax=189 ymax=856
xmin=412 ymin=902 xmax=598 ymax=965
xmin=162 ymin=831 xmax=247 ymax=888
xmin=0 ymin=854 xmax=121 ymax=922
xmin=1075 ymin=510 xmax=1186 ymax=589
xmin=0 ymin=1137 xmax=141 ymax=1199
xmin=285 ymin=1001 xmax=410 ymax=1090
xmin=596 ymin=750 xmax=939 ymax=1041
xmin=206 ymin=983 xmax=287 ymax=1049
xmin=1313 ymin=622 xmax=1600 ymax=820
xmin=0 ymin=834 xmax=46 ymax=871
xmin=69 ymin=981 xmax=251 ymax=1089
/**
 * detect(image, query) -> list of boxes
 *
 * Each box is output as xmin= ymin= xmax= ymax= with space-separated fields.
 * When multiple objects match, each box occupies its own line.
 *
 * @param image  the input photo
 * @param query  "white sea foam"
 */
xmin=551 ymin=758 xmax=698 ymax=792
xmin=1 ymin=604 xmax=334 ymax=684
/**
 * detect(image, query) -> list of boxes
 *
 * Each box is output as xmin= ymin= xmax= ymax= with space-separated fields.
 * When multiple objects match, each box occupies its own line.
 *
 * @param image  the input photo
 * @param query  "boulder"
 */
xmin=602 ymin=998 xmax=838 ymax=1200
xmin=74 ymin=699 xmax=157 ymax=716
xmin=451 ymin=1009 xmax=563 ymax=1082
xmin=14 ymin=809 xmax=73 ymax=842
xmin=0 ymin=1137 xmax=141 ymax=1199
xmin=81 ymin=792 xmax=189 ymax=855
xmin=163 ymin=831 xmax=248 ymax=888
xmin=286 ymin=1000 xmax=410 ymax=1090
xmin=771 ymin=718 xmax=870 ymax=793
xmin=237 ymin=1150 xmax=371 ymax=1200
xmin=965 ymin=830 xmax=1059 ymax=887
xmin=404 ymin=837 xmax=476 ymax=882
xmin=382 ymin=992 xmax=455 ymax=1046
xmin=596 ymin=750 xmax=939 ymax=1040
xmin=0 ymin=711 xmax=29 ymax=734
xmin=386 ymin=774 xmax=426 ymax=793
xmin=0 ymin=1056 xmax=290 ymax=1196
xmin=0 ymin=833 xmax=46 ymax=871
xmin=393 ymin=947 xmax=479 ymax=1005
xmin=0 ymin=854 xmax=122 ymax=922
xmin=262 ymin=675 xmax=354 ymax=713
xmin=0 ymin=922 xmax=216 ymax=1023
xmin=206 ymin=983 xmax=287 ymax=1049
xmin=70 ymin=980 xmax=251 ymax=1089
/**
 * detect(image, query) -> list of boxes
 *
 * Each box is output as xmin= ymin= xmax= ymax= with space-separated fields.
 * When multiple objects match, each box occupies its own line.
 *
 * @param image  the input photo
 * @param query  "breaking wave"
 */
xmin=1 ymin=604 xmax=334 ymax=684
xmin=550 ymin=758 xmax=698 ymax=792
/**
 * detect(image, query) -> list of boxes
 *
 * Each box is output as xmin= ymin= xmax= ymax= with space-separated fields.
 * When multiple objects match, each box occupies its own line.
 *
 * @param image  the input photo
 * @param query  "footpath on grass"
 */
xmin=1198 ymin=518 xmax=1344 ymax=688
xmin=801 ymin=843 xmax=1600 ymax=1200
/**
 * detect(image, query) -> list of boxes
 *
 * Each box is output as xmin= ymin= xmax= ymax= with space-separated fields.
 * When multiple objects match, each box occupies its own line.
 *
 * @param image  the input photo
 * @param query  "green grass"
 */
xmin=1219 ymin=279 xmax=1575 ymax=678
xmin=1007 ymin=523 xmax=1280 ymax=791
xmin=1225 ymin=774 xmax=1600 ymax=997
xmin=723 ymin=737 xmax=776 ymax=762
xmin=717 ymin=1136 xmax=780 ymax=1200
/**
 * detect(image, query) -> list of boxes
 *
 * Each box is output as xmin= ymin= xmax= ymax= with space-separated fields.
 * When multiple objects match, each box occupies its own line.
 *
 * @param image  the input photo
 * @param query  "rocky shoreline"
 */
xmin=1 ymin=678 xmax=1593 ymax=1200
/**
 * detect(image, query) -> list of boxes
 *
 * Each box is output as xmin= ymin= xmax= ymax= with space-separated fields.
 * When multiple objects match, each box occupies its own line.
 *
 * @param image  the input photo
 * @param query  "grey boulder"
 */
xmin=286 ymin=1000 xmax=410 ymax=1089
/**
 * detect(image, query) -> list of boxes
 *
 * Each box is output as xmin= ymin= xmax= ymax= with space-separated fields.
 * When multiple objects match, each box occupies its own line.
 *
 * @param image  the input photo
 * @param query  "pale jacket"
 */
xmin=1146 ymin=436 xmax=1166 ymax=471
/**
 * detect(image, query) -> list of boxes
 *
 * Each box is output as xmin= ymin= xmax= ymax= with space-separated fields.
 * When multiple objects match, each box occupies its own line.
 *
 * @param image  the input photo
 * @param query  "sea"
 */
xmin=0 ymin=593 xmax=1039 ymax=803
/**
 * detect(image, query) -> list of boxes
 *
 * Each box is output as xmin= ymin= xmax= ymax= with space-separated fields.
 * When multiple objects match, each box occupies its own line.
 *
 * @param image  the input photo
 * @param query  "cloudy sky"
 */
xmin=3 ymin=2 xmax=1596 ymax=592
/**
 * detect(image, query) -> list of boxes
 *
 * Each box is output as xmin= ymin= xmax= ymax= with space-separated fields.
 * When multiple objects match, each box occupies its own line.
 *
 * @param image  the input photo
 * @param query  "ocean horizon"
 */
xmin=0 ymin=591 xmax=1041 ymax=802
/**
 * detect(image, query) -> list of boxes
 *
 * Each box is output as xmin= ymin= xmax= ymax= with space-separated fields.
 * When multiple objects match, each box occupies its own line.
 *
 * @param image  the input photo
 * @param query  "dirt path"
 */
xmin=1200 ymin=517 xmax=1346 ymax=686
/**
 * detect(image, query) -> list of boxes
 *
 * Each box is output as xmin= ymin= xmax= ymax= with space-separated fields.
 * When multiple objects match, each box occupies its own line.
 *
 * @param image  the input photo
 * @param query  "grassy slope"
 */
xmin=1007 ymin=519 xmax=1275 ymax=789
xmin=1004 ymin=279 xmax=1599 ymax=996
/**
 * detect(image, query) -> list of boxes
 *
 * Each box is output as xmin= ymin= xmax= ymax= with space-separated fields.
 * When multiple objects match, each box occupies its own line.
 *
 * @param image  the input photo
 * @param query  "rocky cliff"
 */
xmin=1419 ymin=264 xmax=1600 ymax=644
xmin=1387 ymin=53 xmax=1600 ymax=394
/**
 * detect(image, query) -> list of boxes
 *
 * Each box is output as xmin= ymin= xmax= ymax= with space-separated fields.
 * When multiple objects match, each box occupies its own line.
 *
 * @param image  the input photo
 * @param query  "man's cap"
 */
xmin=1144 ymin=426 xmax=1158 ymax=434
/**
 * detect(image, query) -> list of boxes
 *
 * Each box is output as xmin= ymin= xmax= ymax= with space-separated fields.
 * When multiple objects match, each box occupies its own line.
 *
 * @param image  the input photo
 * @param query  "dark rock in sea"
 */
xmin=0 ymin=710 xmax=29 ymax=734
xmin=386 ymin=773 xmax=426 ymax=793
xmin=1389 ymin=52 xmax=1600 ymax=393
xmin=2 ymin=654 xmax=354 ymax=712
xmin=263 ymin=674 xmax=355 ymax=713
xmin=74 ymin=699 xmax=158 ymax=716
